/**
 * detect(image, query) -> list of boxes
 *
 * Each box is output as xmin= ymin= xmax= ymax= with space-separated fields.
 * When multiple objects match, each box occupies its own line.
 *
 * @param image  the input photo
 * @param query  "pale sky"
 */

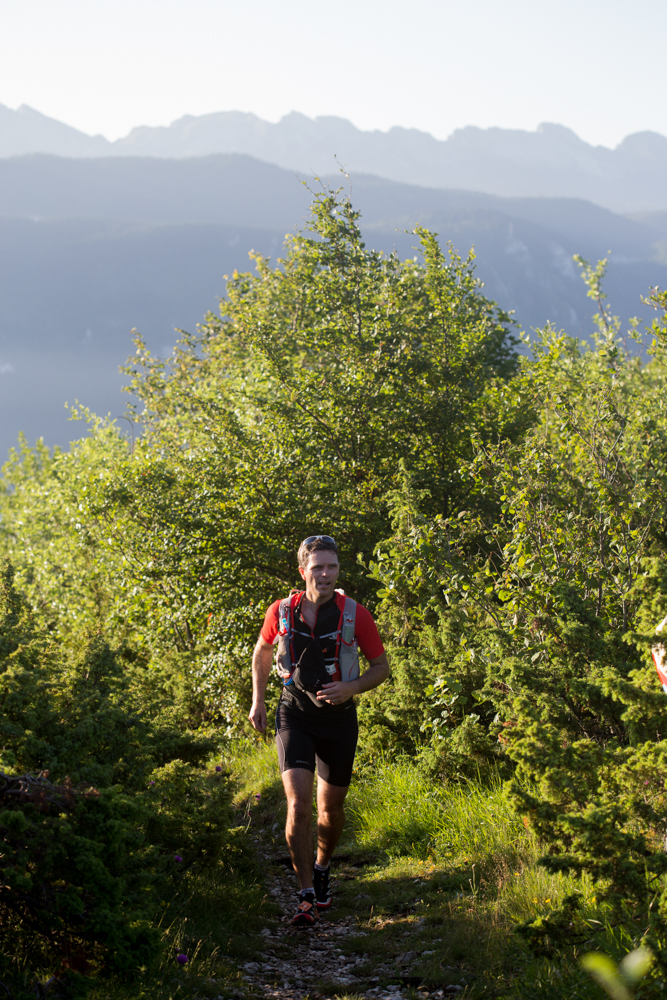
xmin=0 ymin=0 xmax=665 ymax=148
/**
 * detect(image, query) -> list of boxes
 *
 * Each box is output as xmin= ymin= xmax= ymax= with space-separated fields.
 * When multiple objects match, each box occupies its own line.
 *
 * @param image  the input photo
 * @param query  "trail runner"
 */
xmin=249 ymin=535 xmax=390 ymax=926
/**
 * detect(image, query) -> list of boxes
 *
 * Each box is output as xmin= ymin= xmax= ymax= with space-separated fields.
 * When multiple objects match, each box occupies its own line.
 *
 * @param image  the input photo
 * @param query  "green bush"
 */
xmin=0 ymin=562 xmax=232 ymax=986
xmin=366 ymin=267 xmax=667 ymax=973
xmin=0 ymin=771 xmax=158 ymax=976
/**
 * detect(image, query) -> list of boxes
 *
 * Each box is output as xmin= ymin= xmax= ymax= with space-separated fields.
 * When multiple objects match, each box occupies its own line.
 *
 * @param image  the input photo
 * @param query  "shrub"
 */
xmin=0 ymin=563 xmax=232 ymax=985
xmin=0 ymin=771 xmax=158 ymax=976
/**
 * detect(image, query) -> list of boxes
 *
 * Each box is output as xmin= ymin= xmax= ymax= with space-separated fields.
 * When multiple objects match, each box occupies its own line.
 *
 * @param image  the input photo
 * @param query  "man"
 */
xmin=249 ymin=535 xmax=389 ymax=926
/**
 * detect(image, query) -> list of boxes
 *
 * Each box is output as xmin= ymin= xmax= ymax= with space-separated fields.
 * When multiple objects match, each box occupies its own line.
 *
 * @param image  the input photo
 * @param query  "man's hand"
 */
xmin=249 ymin=700 xmax=268 ymax=733
xmin=316 ymin=681 xmax=355 ymax=706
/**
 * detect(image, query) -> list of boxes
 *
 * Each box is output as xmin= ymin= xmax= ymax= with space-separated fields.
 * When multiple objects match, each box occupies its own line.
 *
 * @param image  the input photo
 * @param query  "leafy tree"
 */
xmin=0 ymin=421 xmax=128 ymax=637
xmin=103 ymin=192 xmax=518 ymax=642
xmin=1 ymin=187 xmax=523 ymax=728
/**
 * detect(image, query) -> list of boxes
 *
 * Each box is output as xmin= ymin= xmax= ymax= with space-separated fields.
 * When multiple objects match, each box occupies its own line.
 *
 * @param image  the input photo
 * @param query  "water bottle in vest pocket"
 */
xmin=276 ymin=633 xmax=292 ymax=681
xmin=276 ymin=598 xmax=294 ymax=682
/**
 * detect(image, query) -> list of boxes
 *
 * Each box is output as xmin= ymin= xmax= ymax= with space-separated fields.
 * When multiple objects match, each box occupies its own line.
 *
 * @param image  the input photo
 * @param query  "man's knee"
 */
xmin=286 ymin=792 xmax=313 ymax=826
xmin=319 ymin=802 xmax=345 ymax=827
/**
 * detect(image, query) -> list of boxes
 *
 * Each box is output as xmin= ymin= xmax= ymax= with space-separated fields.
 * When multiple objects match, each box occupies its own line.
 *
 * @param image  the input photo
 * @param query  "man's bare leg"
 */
xmin=316 ymin=777 xmax=348 ymax=866
xmin=282 ymin=768 xmax=315 ymax=890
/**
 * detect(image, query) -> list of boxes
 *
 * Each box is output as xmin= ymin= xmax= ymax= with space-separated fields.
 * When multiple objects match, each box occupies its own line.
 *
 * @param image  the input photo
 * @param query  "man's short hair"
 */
xmin=298 ymin=535 xmax=340 ymax=568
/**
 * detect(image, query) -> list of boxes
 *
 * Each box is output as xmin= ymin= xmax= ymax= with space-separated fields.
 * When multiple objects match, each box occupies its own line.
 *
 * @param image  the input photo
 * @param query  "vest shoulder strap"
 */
xmin=341 ymin=596 xmax=357 ymax=643
xmin=278 ymin=592 xmax=302 ymax=632
xmin=278 ymin=596 xmax=292 ymax=630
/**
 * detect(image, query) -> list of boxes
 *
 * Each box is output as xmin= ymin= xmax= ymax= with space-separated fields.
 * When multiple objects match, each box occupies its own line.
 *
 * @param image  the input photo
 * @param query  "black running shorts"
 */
xmin=275 ymin=700 xmax=359 ymax=788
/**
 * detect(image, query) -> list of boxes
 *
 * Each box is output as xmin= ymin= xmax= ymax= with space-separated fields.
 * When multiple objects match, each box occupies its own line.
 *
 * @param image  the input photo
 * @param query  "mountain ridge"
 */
xmin=2 ymin=152 xmax=664 ymax=264
xmin=2 ymin=105 xmax=667 ymax=211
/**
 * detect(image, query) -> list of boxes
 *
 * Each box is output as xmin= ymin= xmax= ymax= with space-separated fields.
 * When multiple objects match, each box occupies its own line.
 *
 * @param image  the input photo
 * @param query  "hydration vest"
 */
xmin=276 ymin=589 xmax=359 ymax=686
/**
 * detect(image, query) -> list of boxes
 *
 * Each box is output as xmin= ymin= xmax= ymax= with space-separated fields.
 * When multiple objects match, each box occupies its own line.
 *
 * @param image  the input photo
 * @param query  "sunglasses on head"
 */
xmin=301 ymin=535 xmax=337 ymax=547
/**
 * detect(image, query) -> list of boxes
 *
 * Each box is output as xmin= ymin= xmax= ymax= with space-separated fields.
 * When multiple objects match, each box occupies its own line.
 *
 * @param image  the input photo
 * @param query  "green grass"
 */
xmin=331 ymin=759 xmax=610 ymax=997
xmin=346 ymin=759 xmax=528 ymax=867
xmin=227 ymin=735 xmax=282 ymax=807
xmin=346 ymin=760 xmax=448 ymax=857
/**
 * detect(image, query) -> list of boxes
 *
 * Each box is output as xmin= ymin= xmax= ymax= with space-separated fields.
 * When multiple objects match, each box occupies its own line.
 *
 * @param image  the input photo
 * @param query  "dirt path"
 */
xmin=239 ymin=855 xmax=463 ymax=1000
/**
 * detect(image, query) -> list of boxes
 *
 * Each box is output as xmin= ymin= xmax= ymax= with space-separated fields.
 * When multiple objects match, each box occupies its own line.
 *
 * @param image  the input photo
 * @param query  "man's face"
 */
xmin=299 ymin=549 xmax=340 ymax=600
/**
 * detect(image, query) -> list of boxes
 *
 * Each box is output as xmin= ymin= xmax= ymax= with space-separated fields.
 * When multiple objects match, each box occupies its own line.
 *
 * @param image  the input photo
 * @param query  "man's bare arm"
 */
xmin=249 ymin=636 xmax=273 ymax=732
xmin=354 ymin=652 xmax=390 ymax=694
xmin=316 ymin=652 xmax=390 ymax=706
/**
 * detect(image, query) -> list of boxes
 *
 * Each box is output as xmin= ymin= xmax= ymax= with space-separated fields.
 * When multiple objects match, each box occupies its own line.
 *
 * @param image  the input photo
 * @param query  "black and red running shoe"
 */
xmin=292 ymin=889 xmax=317 ymax=926
xmin=313 ymin=865 xmax=332 ymax=910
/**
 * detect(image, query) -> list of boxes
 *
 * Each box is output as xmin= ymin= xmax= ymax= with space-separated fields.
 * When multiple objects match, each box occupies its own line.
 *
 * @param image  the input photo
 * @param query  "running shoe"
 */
xmin=292 ymin=889 xmax=317 ymax=926
xmin=313 ymin=864 xmax=333 ymax=910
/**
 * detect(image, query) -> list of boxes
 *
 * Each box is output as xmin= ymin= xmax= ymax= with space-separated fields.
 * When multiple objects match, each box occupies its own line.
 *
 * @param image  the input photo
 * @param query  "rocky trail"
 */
xmin=239 ymin=855 xmax=467 ymax=1000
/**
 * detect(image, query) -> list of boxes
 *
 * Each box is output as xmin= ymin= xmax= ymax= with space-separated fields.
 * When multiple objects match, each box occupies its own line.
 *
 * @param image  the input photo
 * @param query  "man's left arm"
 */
xmin=352 ymin=652 xmax=390 ymax=693
xmin=316 ymin=652 xmax=390 ymax=706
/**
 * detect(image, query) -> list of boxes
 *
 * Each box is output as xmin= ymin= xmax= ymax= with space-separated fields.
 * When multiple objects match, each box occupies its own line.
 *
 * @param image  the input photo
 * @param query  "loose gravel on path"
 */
xmin=240 ymin=857 xmax=465 ymax=1000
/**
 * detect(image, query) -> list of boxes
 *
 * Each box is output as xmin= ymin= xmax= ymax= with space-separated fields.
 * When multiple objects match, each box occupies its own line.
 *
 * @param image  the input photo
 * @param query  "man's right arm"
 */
xmin=249 ymin=636 xmax=274 ymax=733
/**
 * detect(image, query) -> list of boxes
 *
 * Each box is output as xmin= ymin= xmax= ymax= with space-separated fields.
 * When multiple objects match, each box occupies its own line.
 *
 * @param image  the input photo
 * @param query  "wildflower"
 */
xmin=255 ymin=792 xmax=261 ymax=803
xmin=149 ymin=781 xmax=156 ymax=786
xmin=545 ymin=898 xmax=551 ymax=903
xmin=174 ymin=854 xmax=183 ymax=862
xmin=215 ymin=765 xmax=222 ymax=772
xmin=176 ymin=954 xmax=188 ymax=965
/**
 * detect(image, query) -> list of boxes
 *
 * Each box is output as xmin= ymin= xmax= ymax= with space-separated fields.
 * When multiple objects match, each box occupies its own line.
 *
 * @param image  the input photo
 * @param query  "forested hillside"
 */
xmin=3 ymin=189 xmax=667 ymax=999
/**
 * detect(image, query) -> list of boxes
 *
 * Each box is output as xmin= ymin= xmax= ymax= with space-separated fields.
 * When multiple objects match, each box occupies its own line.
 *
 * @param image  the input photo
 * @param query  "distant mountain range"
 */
xmin=2 ymin=104 xmax=667 ymax=212
xmin=2 ymin=152 xmax=667 ymax=461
